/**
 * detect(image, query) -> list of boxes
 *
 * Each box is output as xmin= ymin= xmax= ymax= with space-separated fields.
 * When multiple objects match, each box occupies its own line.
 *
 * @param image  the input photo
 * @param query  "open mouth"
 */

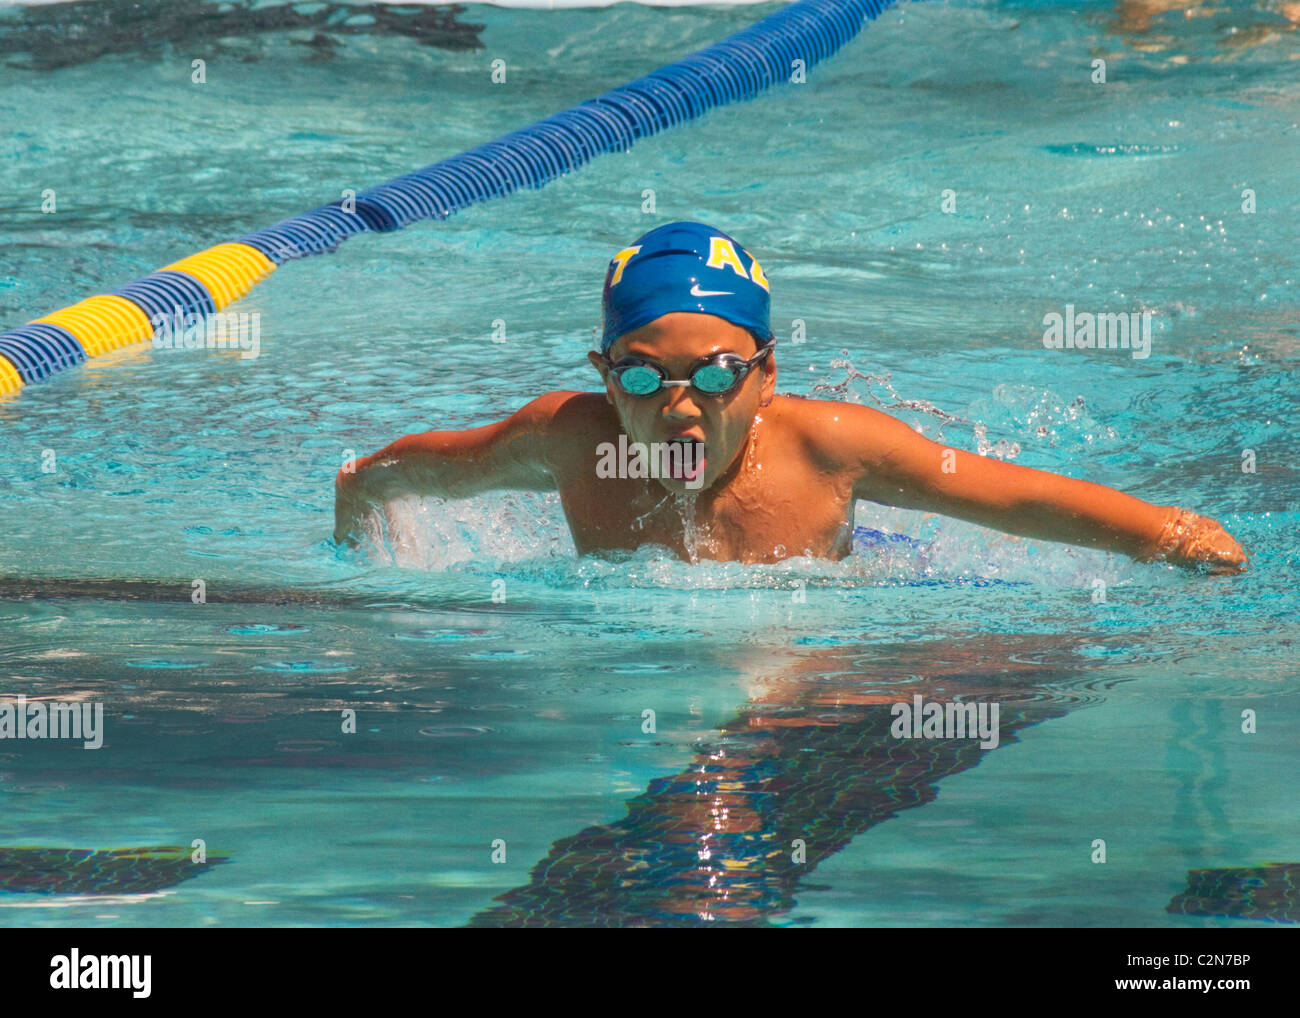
xmin=665 ymin=437 xmax=706 ymax=483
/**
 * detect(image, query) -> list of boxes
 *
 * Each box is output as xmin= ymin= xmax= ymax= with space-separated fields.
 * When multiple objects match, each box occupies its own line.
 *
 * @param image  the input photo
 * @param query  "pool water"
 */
xmin=0 ymin=0 xmax=1297 ymax=926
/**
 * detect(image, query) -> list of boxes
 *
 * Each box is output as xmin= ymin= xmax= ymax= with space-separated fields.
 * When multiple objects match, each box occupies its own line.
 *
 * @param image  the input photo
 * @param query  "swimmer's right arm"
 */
xmin=333 ymin=393 xmax=564 ymax=547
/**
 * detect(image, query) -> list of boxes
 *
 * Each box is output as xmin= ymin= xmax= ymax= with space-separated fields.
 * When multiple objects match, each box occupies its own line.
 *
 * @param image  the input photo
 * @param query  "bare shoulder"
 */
xmin=511 ymin=390 xmax=617 ymax=474
xmin=516 ymin=390 xmax=615 ymax=437
xmin=772 ymin=394 xmax=923 ymax=470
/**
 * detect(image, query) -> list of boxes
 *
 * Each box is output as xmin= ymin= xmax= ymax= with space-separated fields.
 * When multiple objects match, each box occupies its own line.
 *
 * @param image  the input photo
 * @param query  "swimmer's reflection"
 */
xmin=1109 ymin=0 xmax=1298 ymax=49
xmin=467 ymin=635 xmax=1098 ymax=927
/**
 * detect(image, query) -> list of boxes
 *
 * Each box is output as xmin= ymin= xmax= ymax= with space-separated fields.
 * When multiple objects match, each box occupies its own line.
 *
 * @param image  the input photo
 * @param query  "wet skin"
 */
xmin=334 ymin=311 xmax=1247 ymax=570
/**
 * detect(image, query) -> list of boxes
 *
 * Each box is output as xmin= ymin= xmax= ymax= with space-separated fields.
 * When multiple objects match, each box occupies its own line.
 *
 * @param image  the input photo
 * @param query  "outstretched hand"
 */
xmin=1145 ymin=509 xmax=1248 ymax=574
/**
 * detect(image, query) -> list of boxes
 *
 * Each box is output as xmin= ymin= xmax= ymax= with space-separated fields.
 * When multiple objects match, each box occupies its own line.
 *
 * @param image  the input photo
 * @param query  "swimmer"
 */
xmin=334 ymin=221 xmax=1247 ymax=572
xmin=1110 ymin=0 xmax=1299 ymax=45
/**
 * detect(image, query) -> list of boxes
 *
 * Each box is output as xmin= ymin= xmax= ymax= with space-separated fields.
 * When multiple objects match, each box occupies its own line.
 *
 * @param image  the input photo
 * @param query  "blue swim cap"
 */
xmin=600 ymin=221 xmax=772 ymax=354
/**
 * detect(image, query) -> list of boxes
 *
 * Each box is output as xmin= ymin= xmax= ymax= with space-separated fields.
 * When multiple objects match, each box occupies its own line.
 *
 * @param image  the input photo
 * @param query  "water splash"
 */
xmin=813 ymin=352 xmax=1020 ymax=458
xmin=675 ymin=492 xmax=702 ymax=565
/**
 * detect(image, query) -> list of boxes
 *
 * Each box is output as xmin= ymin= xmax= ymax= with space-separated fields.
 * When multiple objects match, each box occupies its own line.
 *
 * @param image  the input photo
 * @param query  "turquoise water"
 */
xmin=0 ymin=0 xmax=1297 ymax=926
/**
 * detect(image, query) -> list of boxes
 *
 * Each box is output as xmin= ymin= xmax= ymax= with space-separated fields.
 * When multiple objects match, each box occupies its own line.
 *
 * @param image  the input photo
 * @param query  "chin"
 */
xmin=657 ymin=472 xmax=711 ymax=494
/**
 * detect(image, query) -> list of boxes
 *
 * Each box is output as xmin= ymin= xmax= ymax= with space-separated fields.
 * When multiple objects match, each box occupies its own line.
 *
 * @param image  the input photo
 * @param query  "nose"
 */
xmin=661 ymin=383 xmax=703 ymax=421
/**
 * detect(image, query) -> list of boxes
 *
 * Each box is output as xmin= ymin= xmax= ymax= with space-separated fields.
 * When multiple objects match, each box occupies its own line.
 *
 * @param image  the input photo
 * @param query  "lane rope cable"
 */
xmin=0 ymin=0 xmax=898 ymax=397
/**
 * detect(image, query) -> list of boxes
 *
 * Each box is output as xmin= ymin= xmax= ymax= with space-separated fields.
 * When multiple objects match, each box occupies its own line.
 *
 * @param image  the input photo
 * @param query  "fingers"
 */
xmin=1190 ymin=520 xmax=1246 ymax=569
xmin=1147 ymin=508 xmax=1249 ymax=572
xmin=1208 ymin=532 xmax=1250 ymax=573
xmin=1174 ymin=514 xmax=1248 ymax=572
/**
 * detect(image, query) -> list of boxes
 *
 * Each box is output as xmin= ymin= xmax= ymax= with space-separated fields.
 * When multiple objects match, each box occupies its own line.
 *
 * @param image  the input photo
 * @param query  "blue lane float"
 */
xmin=115 ymin=271 xmax=218 ymax=322
xmin=0 ymin=322 xmax=87 ymax=384
xmin=235 ymin=203 xmax=369 ymax=263
xmin=0 ymin=0 xmax=899 ymax=396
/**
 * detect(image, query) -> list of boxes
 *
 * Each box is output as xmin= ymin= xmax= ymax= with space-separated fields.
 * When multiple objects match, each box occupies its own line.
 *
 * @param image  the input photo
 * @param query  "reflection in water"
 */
xmin=1168 ymin=864 xmax=1300 ymax=923
xmin=0 ymin=846 xmax=227 ymax=896
xmin=0 ymin=0 xmax=484 ymax=71
xmin=1109 ymin=0 xmax=1299 ymax=52
xmin=469 ymin=637 xmax=1099 ymax=927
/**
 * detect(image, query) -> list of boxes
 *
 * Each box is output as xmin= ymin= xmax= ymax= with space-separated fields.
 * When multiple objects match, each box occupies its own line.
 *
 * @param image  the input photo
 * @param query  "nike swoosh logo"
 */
xmin=690 ymin=284 xmax=734 ymax=297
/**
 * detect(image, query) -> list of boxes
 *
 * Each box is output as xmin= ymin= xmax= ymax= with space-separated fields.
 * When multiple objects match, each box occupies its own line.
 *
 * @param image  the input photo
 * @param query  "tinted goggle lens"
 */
xmin=613 ymin=358 xmax=746 ymax=396
xmin=691 ymin=363 xmax=739 ymax=394
xmin=615 ymin=364 xmax=664 ymax=395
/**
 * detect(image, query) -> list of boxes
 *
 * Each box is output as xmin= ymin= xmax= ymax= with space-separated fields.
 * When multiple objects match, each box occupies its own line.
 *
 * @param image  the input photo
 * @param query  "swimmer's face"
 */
xmin=587 ymin=311 xmax=776 ymax=494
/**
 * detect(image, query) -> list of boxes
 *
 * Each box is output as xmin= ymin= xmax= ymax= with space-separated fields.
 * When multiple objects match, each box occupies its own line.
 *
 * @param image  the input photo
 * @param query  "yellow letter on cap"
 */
xmin=706 ymin=237 xmax=749 ymax=279
xmin=743 ymin=249 xmax=770 ymax=292
xmin=608 ymin=246 xmax=642 ymax=287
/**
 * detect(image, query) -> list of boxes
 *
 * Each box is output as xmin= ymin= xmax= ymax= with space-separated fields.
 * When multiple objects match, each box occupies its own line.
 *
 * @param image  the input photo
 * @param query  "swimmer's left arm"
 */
xmin=838 ymin=406 xmax=1248 ymax=572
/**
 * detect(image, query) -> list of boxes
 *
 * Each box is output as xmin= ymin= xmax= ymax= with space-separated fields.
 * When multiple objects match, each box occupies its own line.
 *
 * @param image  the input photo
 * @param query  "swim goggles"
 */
xmin=600 ymin=344 xmax=773 ymax=397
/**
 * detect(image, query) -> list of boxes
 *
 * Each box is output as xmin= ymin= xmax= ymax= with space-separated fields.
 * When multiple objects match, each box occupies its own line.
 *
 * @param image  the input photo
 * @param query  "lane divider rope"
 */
xmin=0 ymin=0 xmax=896 ymax=397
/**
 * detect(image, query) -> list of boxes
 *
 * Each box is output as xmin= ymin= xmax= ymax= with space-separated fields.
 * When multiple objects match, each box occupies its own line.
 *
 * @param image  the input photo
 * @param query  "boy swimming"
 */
xmin=333 ymin=221 xmax=1247 ymax=572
